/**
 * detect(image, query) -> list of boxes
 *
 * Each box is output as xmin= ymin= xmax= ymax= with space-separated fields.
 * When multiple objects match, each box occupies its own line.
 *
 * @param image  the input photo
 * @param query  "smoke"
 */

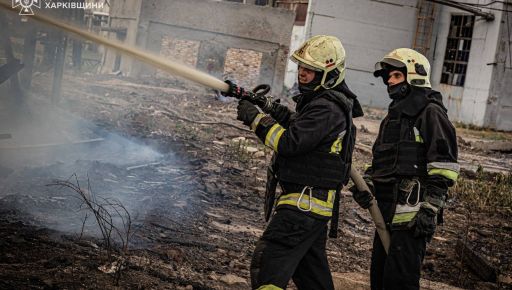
xmin=0 ymin=97 xmax=175 ymax=236
xmin=0 ymin=11 xmax=176 ymax=239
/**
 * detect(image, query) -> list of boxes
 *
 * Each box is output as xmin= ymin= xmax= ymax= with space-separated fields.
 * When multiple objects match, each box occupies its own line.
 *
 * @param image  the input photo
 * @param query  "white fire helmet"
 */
xmin=374 ymin=48 xmax=431 ymax=88
xmin=290 ymin=35 xmax=346 ymax=90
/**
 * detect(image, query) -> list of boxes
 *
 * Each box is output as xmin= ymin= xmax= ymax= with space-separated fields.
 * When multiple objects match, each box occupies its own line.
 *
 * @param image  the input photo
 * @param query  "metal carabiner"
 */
xmin=406 ymin=179 xmax=421 ymax=207
xmin=297 ymin=186 xmax=313 ymax=212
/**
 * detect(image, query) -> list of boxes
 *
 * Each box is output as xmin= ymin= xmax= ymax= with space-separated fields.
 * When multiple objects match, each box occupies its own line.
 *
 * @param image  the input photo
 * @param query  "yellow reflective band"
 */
xmin=428 ymin=168 xmax=459 ymax=181
xmin=428 ymin=162 xmax=460 ymax=172
xmin=273 ymin=128 xmax=285 ymax=152
xmin=330 ymin=130 xmax=346 ymax=154
xmin=257 ymin=285 xmax=283 ymax=290
xmin=392 ymin=211 xmax=418 ymax=224
xmin=327 ymin=190 xmax=336 ymax=204
xmin=413 ymin=127 xmax=424 ymax=143
xmin=277 ymin=193 xmax=334 ymax=217
xmin=330 ymin=139 xmax=342 ymax=154
xmin=251 ymin=113 xmax=266 ymax=132
xmin=278 ymin=199 xmax=333 ymax=216
xmin=265 ymin=124 xmax=285 ymax=152
xmin=364 ymin=164 xmax=372 ymax=171
xmin=283 ymin=193 xmax=334 ymax=209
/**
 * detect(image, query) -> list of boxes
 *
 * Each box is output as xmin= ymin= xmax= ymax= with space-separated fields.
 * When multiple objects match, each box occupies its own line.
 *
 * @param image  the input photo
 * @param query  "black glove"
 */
xmin=411 ymin=205 xmax=437 ymax=240
xmin=223 ymin=80 xmax=252 ymax=100
xmin=348 ymin=187 xmax=374 ymax=209
xmin=348 ymin=173 xmax=375 ymax=209
xmin=224 ymin=80 xmax=276 ymax=110
xmin=237 ymin=100 xmax=259 ymax=126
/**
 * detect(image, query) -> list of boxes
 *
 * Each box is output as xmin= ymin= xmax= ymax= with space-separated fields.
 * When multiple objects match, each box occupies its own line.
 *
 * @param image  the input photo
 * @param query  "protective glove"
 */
xmin=348 ymin=174 xmax=375 ymax=209
xmin=411 ymin=203 xmax=437 ymax=240
xmin=223 ymin=80 xmax=252 ymax=100
xmin=237 ymin=100 xmax=259 ymax=126
xmin=349 ymin=187 xmax=374 ymax=209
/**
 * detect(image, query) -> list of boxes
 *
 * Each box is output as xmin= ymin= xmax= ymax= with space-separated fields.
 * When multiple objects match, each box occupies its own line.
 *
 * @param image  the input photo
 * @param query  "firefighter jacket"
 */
xmin=250 ymin=83 xmax=361 ymax=220
xmin=368 ymin=86 xmax=459 ymax=217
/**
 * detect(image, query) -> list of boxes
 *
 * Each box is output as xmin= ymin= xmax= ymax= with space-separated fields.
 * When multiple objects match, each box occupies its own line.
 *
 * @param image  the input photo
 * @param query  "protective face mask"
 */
xmin=298 ymin=71 xmax=323 ymax=93
xmin=298 ymin=83 xmax=316 ymax=94
xmin=387 ymin=82 xmax=410 ymax=100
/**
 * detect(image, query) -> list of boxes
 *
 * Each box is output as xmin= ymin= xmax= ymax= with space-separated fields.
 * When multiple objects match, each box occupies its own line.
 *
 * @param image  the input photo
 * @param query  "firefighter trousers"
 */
xmin=250 ymin=208 xmax=334 ymax=290
xmin=370 ymin=202 xmax=428 ymax=290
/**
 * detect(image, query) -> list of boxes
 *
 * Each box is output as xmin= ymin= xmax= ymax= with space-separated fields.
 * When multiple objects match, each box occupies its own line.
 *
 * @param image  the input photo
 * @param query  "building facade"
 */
xmin=101 ymin=0 xmax=295 ymax=93
xmin=298 ymin=0 xmax=511 ymax=130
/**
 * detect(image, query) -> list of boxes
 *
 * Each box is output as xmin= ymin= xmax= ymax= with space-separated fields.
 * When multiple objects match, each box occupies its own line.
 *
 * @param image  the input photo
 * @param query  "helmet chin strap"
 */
xmin=322 ymin=68 xmax=341 ymax=89
xmin=300 ymin=68 xmax=341 ymax=92
xmin=387 ymin=82 xmax=410 ymax=100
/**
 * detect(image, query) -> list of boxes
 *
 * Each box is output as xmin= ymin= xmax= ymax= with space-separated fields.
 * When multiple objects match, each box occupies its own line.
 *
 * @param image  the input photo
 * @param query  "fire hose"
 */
xmin=0 ymin=1 xmax=390 ymax=253
xmin=349 ymin=168 xmax=390 ymax=253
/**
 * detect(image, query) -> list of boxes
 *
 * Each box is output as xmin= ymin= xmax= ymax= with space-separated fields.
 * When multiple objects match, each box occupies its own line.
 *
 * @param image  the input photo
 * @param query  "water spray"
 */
xmin=0 ymin=1 xmax=229 ymax=92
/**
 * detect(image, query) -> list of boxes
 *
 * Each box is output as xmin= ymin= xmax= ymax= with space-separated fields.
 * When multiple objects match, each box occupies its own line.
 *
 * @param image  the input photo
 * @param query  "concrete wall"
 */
xmin=128 ymin=0 xmax=295 ymax=93
xmin=430 ymin=1 xmax=503 ymax=128
xmin=304 ymin=0 xmax=509 ymax=130
xmin=486 ymin=7 xmax=512 ymax=131
xmin=284 ymin=24 xmax=307 ymax=89
xmin=101 ymin=0 xmax=142 ymax=74
xmin=306 ymin=0 xmax=419 ymax=108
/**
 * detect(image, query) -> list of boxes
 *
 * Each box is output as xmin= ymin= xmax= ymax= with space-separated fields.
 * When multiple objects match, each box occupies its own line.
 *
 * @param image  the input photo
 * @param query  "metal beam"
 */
xmin=426 ymin=0 xmax=494 ymax=21
xmin=0 ymin=10 xmax=24 ymax=103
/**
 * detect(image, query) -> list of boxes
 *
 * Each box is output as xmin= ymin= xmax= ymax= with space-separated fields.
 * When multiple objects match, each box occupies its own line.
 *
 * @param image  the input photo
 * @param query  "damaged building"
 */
xmin=100 ymin=0 xmax=511 ymax=130
xmin=1 ymin=0 xmax=512 ymax=289
xmin=300 ymin=0 xmax=512 ymax=131
xmin=101 ymin=0 xmax=295 ymax=92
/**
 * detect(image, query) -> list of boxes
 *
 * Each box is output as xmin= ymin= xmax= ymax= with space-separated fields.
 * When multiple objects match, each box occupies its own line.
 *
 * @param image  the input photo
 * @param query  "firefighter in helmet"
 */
xmin=224 ymin=35 xmax=363 ymax=289
xmin=351 ymin=48 xmax=459 ymax=290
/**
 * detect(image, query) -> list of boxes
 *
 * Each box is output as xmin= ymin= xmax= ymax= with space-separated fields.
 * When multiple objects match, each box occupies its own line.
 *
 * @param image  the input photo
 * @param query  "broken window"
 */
xmin=440 ymin=14 xmax=474 ymax=87
xmin=223 ymin=48 xmax=262 ymax=89
xmin=158 ymin=37 xmax=200 ymax=77
xmin=255 ymin=0 xmax=269 ymax=5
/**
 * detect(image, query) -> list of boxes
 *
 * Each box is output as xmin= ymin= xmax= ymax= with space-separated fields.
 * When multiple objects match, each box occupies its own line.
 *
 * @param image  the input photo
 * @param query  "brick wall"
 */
xmin=158 ymin=37 xmax=200 ymax=77
xmin=223 ymin=48 xmax=262 ymax=89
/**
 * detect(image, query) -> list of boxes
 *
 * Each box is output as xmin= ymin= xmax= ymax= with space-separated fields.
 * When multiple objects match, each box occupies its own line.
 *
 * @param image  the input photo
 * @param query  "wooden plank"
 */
xmin=456 ymin=239 xmax=498 ymax=282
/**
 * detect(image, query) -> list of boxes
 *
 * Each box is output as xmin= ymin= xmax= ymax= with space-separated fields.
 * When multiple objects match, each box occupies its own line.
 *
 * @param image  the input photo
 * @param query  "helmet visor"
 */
xmin=290 ymin=54 xmax=323 ymax=72
xmin=374 ymin=58 xmax=405 ymax=72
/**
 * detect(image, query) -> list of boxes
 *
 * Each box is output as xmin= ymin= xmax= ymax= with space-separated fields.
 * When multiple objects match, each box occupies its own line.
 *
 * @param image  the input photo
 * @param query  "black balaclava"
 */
xmin=384 ymin=64 xmax=410 ymax=100
xmin=388 ymin=81 xmax=410 ymax=100
xmin=293 ymin=70 xmax=324 ymax=111
xmin=298 ymin=70 xmax=323 ymax=94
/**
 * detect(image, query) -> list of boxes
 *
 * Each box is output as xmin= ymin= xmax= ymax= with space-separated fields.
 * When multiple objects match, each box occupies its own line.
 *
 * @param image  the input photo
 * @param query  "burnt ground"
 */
xmin=0 ymin=73 xmax=511 ymax=289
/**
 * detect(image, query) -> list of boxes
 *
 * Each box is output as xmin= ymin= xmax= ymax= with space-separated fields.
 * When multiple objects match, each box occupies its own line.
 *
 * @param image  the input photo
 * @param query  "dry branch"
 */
xmin=156 ymin=108 xmax=252 ymax=133
xmin=47 ymin=174 xmax=132 ymax=285
xmin=157 ymin=236 xmax=217 ymax=252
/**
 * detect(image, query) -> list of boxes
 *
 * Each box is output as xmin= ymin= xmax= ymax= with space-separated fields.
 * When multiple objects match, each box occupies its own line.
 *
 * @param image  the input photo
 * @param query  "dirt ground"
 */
xmin=0 ymin=72 xmax=511 ymax=289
